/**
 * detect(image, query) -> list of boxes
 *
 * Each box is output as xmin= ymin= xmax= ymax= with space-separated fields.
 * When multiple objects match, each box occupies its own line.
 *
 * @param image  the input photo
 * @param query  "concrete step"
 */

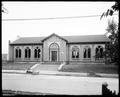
xmin=30 ymin=64 xmax=60 ymax=71
xmin=42 ymin=62 xmax=61 ymax=65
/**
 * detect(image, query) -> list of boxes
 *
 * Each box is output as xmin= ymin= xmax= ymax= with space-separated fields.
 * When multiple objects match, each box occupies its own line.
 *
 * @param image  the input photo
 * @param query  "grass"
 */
xmin=2 ymin=62 xmax=118 ymax=74
xmin=2 ymin=62 xmax=35 ymax=70
xmin=61 ymin=64 xmax=118 ymax=74
xmin=2 ymin=90 xmax=55 ymax=95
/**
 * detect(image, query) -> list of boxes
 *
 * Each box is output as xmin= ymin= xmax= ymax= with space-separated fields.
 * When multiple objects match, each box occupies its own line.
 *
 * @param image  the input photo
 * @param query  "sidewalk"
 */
xmin=2 ymin=70 xmax=118 ymax=78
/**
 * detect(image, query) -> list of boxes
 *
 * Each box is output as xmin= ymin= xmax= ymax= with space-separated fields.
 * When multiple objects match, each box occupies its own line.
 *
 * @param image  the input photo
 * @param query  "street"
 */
xmin=2 ymin=73 xmax=119 ymax=95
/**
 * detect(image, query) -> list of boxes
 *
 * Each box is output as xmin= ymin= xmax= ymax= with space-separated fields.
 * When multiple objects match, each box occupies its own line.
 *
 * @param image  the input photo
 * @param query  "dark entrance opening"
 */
xmin=51 ymin=51 xmax=57 ymax=61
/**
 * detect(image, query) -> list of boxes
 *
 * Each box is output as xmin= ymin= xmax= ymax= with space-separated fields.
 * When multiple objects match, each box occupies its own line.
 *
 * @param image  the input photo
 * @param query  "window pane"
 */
xmin=29 ymin=49 xmax=31 ymax=58
xmin=100 ymin=48 xmax=103 ymax=58
xmin=38 ymin=49 xmax=41 ymax=58
xmin=72 ymin=51 xmax=75 ymax=58
xmin=38 ymin=53 xmax=40 ymax=58
xmin=34 ymin=49 xmax=37 ymax=58
xmin=76 ymin=52 xmax=79 ymax=58
xmin=19 ymin=49 xmax=21 ymax=58
xmin=84 ymin=49 xmax=86 ymax=58
xmin=88 ymin=48 xmax=91 ymax=58
xmin=96 ymin=48 xmax=98 ymax=55
xmin=16 ymin=49 xmax=18 ymax=58
xmin=25 ymin=49 xmax=27 ymax=58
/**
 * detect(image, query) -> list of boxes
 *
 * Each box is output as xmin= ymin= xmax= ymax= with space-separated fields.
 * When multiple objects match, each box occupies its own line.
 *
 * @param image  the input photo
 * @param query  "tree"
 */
xmin=105 ymin=19 xmax=119 ymax=65
xmin=100 ymin=2 xmax=119 ymax=65
xmin=100 ymin=2 xmax=119 ymax=19
xmin=2 ymin=3 xmax=8 ymax=13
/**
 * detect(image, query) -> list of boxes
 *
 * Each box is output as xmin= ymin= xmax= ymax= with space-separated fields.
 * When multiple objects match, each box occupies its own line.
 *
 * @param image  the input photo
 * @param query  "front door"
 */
xmin=51 ymin=51 xmax=57 ymax=61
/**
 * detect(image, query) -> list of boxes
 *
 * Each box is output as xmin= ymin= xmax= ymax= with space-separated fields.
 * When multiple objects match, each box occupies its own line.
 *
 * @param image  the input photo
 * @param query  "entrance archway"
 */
xmin=49 ymin=43 xmax=59 ymax=62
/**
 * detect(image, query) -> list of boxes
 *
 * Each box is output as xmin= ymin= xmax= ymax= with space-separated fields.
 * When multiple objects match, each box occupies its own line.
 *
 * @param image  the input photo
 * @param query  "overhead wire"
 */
xmin=2 ymin=14 xmax=118 ymax=21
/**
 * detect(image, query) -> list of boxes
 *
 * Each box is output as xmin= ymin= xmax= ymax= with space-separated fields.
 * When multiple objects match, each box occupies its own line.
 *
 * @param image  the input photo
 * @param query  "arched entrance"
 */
xmin=49 ymin=43 xmax=59 ymax=62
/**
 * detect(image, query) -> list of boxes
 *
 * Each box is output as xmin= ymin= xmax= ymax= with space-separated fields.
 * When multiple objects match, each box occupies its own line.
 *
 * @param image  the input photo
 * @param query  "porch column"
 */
xmin=80 ymin=45 xmax=83 ymax=61
xmin=80 ymin=45 xmax=84 ymax=61
xmin=21 ymin=46 xmax=24 ymax=61
xmin=31 ymin=46 xmax=34 ymax=61
xmin=91 ymin=44 xmax=95 ymax=61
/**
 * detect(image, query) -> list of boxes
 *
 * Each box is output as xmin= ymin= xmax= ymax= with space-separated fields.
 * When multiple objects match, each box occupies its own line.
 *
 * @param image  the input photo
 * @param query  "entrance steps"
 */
xmin=30 ymin=63 xmax=60 ymax=71
xmin=41 ymin=62 xmax=61 ymax=65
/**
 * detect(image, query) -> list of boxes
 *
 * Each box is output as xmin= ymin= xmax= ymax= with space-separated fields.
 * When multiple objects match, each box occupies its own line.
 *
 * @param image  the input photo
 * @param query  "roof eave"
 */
xmin=10 ymin=43 xmax=43 ymax=45
xmin=67 ymin=41 xmax=110 ymax=44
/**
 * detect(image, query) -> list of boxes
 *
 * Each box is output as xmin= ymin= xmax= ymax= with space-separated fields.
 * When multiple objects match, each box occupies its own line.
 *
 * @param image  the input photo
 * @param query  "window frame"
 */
xmin=83 ymin=46 xmax=91 ymax=59
xmin=15 ymin=47 xmax=21 ymax=59
xmin=95 ymin=46 xmax=104 ymax=59
xmin=34 ymin=47 xmax=41 ymax=59
xmin=72 ymin=46 xmax=79 ymax=59
xmin=24 ymin=47 xmax=31 ymax=59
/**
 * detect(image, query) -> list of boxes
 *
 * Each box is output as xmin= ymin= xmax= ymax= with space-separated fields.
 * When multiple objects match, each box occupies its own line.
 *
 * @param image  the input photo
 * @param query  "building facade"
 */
xmin=8 ymin=33 xmax=110 ymax=63
xmin=2 ymin=54 xmax=8 ymax=62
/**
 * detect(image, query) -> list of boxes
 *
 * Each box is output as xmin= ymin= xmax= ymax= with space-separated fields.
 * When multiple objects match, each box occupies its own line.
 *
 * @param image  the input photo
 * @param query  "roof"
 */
xmin=10 ymin=34 xmax=110 ymax=45
xmin=11 ymin=37 xmax=44 ymax=44
xmin=41 ymin=33 xmax=68 ymax=42
xmin=62 ymin=35 xmax=110 ymax=43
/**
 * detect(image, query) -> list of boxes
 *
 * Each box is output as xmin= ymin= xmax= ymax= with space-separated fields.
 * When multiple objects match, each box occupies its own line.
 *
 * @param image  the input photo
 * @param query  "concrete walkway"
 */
xmin=2 ymin=70 xmax=118 ymax=78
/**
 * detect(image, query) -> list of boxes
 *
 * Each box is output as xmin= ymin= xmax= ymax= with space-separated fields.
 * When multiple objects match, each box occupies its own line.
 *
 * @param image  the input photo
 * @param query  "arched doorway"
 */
xmin=49 ymin=43 xmax=59 ymax=62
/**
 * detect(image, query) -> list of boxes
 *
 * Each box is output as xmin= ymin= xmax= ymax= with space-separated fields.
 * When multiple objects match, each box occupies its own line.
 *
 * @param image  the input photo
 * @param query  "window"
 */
xmin=34 ymin=47 xmax=41 ymax=58
xmin=83 ymin=46 xmax=91 ymax=58
xmin=72 ymin=46 xmax=79 ymax=59
xmin=15 ymin=47 xmax=21 ymax=58
xmin=96 ymin=46 xmax=103 ymax=58
xmin=25 ymin=47 xmax=31 ymax=58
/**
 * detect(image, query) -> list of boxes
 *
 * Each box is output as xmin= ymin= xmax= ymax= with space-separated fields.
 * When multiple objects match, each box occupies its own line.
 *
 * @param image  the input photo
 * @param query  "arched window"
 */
xmin=15 ymin=47 xmax=21 ymax=58
xmin=34 ymin=47 xmax=41 ymax=58
xmin=25 ymin=47 xmax=31 ymax=58
xmin=72 ymin=46 xmax=79 ymax=59
xmin=83 ymin=46 xmax=91 ymax=58
xmin=96 ymin=46 xmax=103 ymax=58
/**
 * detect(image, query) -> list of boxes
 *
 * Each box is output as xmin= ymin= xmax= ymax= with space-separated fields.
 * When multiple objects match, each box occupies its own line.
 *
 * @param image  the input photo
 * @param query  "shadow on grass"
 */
xmin=2 ymin=62 xmax=35 ymax=70
xmin=61 ymin=64 xmax=118 ymax=74
xmin=2 ymin=90 xmax=55 ymax=95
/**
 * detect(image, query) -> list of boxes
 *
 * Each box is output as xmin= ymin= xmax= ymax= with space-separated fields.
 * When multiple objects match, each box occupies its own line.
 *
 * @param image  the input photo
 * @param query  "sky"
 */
xmin=2 ymin=1 xmax=118 ymax=54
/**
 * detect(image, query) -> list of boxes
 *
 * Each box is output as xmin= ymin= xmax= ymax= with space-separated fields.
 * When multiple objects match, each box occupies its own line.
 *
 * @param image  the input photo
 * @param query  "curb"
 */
xmin=2 ymin=70 xmax=118 ymax=78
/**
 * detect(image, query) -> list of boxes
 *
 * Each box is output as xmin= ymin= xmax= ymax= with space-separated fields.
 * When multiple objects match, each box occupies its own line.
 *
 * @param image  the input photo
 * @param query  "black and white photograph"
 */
xmin=2 ymin=1 xmax=119 ymax=95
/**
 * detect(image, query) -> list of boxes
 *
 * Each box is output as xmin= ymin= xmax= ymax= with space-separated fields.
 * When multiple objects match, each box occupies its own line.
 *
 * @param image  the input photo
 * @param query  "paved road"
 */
xmin=2 ymin=73 xmax=119 ymax=95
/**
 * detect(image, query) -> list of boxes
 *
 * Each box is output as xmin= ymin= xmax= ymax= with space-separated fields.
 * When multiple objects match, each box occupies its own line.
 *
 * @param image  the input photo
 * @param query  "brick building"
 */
xmin=8 ymin=33 xmax=110 ymax=63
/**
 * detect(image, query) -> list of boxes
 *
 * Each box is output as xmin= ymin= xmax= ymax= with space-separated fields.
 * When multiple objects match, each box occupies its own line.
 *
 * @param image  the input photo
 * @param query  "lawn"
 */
xmin=61 ymin=63 xmax=118 ymax=74
xmin=2 ymin=62 xmax=118 ymax=74
xmin=2 ymin=90 xmax=54 ymax=95
xmin=2 ymin=62 xmax=35 ymax=70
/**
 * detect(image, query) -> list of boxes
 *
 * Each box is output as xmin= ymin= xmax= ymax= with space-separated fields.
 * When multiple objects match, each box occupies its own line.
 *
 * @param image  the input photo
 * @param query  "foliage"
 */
xmin=100 ymin=2 xmax=119 ymax=19
xmin=2 ymin=3 xmax=8 ymax=13
xmin=105 ymin=19 xmax=119 ymax=65
xmin=100 ymin=2 xmax=119 ymax=65
xmin=102 ymin=83 xmax=118 ymax=95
